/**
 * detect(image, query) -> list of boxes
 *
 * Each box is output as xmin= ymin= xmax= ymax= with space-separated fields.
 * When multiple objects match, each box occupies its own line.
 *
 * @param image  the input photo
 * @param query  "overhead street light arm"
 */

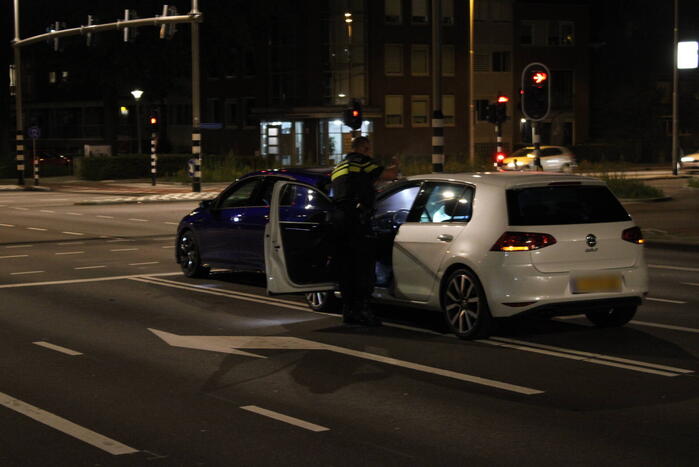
xmin=12 ymin=13 xmax=202 ymax=48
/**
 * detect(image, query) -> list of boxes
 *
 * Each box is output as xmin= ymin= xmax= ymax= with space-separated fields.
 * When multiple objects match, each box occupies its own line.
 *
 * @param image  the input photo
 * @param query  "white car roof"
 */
xmin=405 ymin=171 xmax=605 ymax=189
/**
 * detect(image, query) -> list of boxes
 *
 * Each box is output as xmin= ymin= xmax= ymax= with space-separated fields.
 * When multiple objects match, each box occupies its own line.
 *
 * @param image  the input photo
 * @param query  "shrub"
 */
xmin=600 ymin=174 xmax=664 ymax=199
xmin=688 ymin=177 xmax=699 ymax=189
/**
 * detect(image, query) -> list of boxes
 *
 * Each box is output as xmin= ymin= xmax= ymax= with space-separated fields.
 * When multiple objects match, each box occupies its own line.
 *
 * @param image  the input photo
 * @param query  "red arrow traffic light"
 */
xmin=531 ymin=72 xmax=548 ymax=85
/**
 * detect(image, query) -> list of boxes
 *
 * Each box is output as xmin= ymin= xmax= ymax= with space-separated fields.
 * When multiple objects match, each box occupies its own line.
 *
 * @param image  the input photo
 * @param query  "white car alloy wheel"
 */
xmin=441 ymin=268 xmax=492 ymax=339
xmin=304 ymin=291 xmax=340 ymax=313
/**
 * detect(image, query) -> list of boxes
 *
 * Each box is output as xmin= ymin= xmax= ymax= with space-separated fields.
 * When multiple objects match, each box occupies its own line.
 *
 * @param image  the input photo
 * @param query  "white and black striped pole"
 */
xmin=495 ymin=122 xmax=503 ymax=168
xmin=32 ymin=137 xmax=39 ymax=186
xmin=16 ymin=131 xmax=25 ymax=186
xmin=191 ymin=0 xmax=202 ymax=192
xmin=192 ymin=129 xmax=201 ymax=192
xmin=532 ymin=122 xmax=543 ymax=171
xmin=150 ymin=132 xmax=157 ymax=186
xmin=431 ymin=0 xmax=444 ymax=173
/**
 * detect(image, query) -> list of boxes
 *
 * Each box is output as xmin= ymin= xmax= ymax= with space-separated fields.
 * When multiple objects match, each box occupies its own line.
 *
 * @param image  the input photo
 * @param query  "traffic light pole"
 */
xmin=13 ymin=0 xmax=25 ymax=186
xmin=495 ymin=122 xmax=503 ymax=164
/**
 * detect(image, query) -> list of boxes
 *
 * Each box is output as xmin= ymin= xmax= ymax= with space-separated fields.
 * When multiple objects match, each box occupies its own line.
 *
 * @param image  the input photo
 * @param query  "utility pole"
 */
xmin=12 ymin=0 xmax=25 ymax=186
xmin=671 ymin=0 xmax=679 ymax=176
xmin=191 ymin=0 xmax=202 ymax=192
xmin=431 ymin=0 xmax=444 ymax=172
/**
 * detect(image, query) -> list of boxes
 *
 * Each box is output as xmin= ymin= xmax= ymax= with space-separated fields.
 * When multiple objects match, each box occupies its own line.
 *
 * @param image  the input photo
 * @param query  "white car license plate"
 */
xmin=571 ymin=275 xmax=622 ymax=294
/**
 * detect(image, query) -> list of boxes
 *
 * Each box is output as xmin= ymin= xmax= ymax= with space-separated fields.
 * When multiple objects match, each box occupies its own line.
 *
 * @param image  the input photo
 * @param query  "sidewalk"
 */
xmin=2 ymin=175 xmax=698 ymax=249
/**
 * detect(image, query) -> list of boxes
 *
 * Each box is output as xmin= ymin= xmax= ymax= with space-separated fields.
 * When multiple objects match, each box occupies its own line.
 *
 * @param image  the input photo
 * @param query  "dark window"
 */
xmin=492 ymin=51 xmax=510 ymax=72
xmin=219 ymin=178 xmax=262 ymax=209
xmin=551 ymin=70 xmax=573 ymax=111
xmin=507 ymin=185 xmax=631 ymax=226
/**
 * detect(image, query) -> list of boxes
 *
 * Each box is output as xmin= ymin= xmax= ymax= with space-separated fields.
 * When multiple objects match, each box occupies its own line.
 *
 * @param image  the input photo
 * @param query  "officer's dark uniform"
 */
xmin=331 ymin=152 xmax=383 ymax=325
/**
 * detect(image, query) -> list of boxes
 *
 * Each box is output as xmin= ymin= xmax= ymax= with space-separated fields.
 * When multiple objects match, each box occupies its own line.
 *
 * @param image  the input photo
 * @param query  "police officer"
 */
xmin=331 ymin=136 xmax=398 ymax=326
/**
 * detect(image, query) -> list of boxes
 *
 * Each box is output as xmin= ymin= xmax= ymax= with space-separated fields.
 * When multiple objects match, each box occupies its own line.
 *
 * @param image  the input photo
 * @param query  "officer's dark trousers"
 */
xmin=333 ymin=214 xmax=376 ymax=310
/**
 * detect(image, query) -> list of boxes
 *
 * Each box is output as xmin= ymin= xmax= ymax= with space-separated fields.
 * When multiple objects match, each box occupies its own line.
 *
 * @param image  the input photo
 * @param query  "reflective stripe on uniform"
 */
xmin=331 ymin=160 xmax=379 ymax=181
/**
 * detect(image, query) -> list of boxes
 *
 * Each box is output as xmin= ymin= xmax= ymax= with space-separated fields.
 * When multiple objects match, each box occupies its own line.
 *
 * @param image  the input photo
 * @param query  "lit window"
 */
xmin=49 ymin=71 xmax=57 ymax=84
xmin=385 ymin=44 xmax=404 ymax=76
xmin=385 ymin=95 xmax=404 ymax=127
xmin=411 ymin=95 xmax=429 ymax=127
xmin=411 ymin=45 xmax=429 ymax=76
xmin=385 ymin=0 xmax=402 ymax=24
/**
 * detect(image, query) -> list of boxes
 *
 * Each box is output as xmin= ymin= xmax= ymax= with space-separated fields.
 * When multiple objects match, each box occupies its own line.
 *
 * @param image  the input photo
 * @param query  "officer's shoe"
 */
xmin=342 ymin=303 xmax=363 ymax=325
xmin=358 ymin=302 xmax=382 ymax=327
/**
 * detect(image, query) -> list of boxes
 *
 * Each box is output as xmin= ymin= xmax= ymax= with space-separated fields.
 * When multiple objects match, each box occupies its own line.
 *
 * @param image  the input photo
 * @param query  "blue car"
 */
xmin=175 ymin=167 xmax=332 ymax=279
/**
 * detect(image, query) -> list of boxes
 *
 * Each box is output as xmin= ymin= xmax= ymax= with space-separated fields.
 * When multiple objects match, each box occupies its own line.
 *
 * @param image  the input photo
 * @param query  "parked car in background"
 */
xmin=38 ymin=154 xmax=72 ymax=166
xmin=265 ymin=172 xmax=648 ymax=339
xmin=500 ymin=146 xmax=576 ymax=172
xmin=679 ymin=151 xmax=699 ymax=170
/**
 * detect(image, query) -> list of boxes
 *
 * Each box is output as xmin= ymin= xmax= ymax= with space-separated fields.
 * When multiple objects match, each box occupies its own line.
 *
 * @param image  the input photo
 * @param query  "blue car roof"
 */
xmin=240 ymin=167 xmax=332 ymax=191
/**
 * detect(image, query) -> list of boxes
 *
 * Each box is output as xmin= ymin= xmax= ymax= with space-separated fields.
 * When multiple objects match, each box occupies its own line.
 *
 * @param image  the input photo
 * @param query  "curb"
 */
xmin=0 ymin=185 xmax=52 ymax=192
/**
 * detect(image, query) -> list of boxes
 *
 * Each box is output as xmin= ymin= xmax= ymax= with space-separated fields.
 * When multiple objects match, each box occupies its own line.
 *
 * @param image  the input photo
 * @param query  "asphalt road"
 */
xmin=0 ymin=192 xmax=697 ymax=466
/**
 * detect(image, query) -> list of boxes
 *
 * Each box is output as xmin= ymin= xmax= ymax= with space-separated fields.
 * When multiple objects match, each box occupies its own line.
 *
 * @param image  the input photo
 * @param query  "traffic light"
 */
xmin=495 ymin=95 xmax=508 ymax=124
xmin=159 ymin=5 xmax=179 ymax=39
xmin=343 ymin=100 xmax=363 ymax=130
xmin=521 ymin=62 xmax=551 ymax=121
xmin=123 ymin=9 xmax=139 ymax=42
xmin=148 ymin=113 xmax=159 ymax=129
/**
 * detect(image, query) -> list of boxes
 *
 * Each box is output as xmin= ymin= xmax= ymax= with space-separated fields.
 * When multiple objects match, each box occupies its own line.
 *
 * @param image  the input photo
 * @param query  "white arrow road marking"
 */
xmin=240 ymin=406 xmax=329 ymax=432
xmin=148 ymin=329 xmax=544 ymax=395
xmin=483 ymin=337 xmax=694 ymax=377
xmin=0 ymin=391 xmax=138 ymax=455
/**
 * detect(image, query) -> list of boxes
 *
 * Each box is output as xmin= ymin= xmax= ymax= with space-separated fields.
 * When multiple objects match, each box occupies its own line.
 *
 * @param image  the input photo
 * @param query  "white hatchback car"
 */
xmin=265 ymin=172 xmax=648 ymax=339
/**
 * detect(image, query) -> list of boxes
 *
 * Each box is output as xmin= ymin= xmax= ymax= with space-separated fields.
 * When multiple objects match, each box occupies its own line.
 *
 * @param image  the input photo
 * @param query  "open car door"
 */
xmin=264 ymin=181 xmax=337 ymax=294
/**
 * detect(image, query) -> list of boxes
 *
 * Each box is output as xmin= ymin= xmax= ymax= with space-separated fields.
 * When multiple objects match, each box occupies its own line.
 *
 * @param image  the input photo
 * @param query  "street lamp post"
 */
xmin=131 ymin=89 xmax=143 ymax=154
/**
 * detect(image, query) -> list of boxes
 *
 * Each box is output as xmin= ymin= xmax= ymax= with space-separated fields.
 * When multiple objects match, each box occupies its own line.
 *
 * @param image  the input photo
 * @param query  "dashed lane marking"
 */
xmin=27 ymin=227 xmax=47 ymax=231
xmin=55 ymin=251 xmax=85 ymax=256
xmin=0 ymin=255 xmax=28 ymax=259
xmin=0 ymin=224 xmax=15 ymax=227
xmin=39 ymin=210 xmax=54 ymax=213
xmin=33 ymin=341 xmax=82 ymax=356
xmin=129 ymin=262 xmax=160 ymax=266
xmin=96 ymin=215 xmax=114 ymax=219
xmin=66 ymin=212 xmax=83 ymax=216
xmin=11 ymin=207 xmax=28 ymax=210
xmin=110 ymin=248 xmax=139 ymax=252
xmin=128 ymin=218 xmax=149 ymax=222
xmin=5 ymin=245 xmax=32 ymax=249
xmin=62 ymin=232 xmax=84 ymax=236
xmin=74 ymin=265 xmax=107 ymax=270
xmin=682 ymin=282 xmax=699 ymax=287
xmin=0 ymin=391 xmax=138 ymax=455
xmin=240 ymin=406 xmax=329 ymax=432
xmin=10 ymin=271 xmax=44 ymax=275
xmin=647 ymin=297 xmax=687 ymax=304
xmin=648 ymin=264 xmax=699 ymax=273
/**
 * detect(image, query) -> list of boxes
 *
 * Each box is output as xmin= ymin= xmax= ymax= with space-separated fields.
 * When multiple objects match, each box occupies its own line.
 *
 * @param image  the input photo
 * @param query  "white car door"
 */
xmin=264 ymin=181 xmax=337 ymax=294
xmin=392 ymin=182 xmax=474 ymax=302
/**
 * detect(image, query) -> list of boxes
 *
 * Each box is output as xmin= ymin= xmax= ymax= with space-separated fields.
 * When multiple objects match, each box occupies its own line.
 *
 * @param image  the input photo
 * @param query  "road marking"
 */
xmin=483 ymin=337 xmax=693 ymax=377
xmin=164 ymin=222 xmax=178 ymax=225
xmin=128 ymin=218 xmax=149 ymax=222
xmin=66 ymin=212 xmax=83 ymax=216
xmin=5 ymin=245 xmax=32 ymax=249
xmin=133 ymin=277 xmax=311 ymax=312
xmin=647 ymin=297 xmax=687 ymax=304
xmin=12 ymin=207 xmax=28 ymax=210
xmin=74 ymin=265 xmax=107 ymax=270
xmin=97 ymin=215 xmax=114 ymax=219
xmin=55 ymin=251 xmax=85 ymax=256
xmin=240 ymin=406 xmax=329 ymax=432
xmin=110 ymin=248 xmax=138 ymax=252
xmin=151 ymin=329 xmax=544 ymax=395
xmin=39 ymin=209 xmax=55 ymax=213
xmin=0 ymin=224 xmax=15 ymax=227
xmin=62 ymin=231 xmax=84 ymax=236
xmin=0 ymin=255 xmax=29 ymax=259
xmin=629 ymin=320 xmax=699 ymax=334
xmin=681 ymin=282 xmax=699 ymax=287
xmin=33 ymin=341 xmax=82 ymax=356
xmin=161 ymin=245 xmax=174 ymax=249
xmin=0 ymin=391 xmax=138 ymax=455
xmin=649 ymin=264 xmax=699 ymax=272
xmin=129 ymin=262 xmax=160 ymax=266
xmin=0 ymin=272 xmax=180 ymax=289
xmin=58 ymin=242 xmax=84 ymax=246
xmin=27 ymin=227 xmax=47 ymax=231
xmin=10 ymin=271 xmax=44 ymax=275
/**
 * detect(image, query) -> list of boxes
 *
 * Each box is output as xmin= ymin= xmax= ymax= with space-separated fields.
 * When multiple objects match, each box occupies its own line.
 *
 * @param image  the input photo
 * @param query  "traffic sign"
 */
xmin=28 ymin=126 xmax=41 ymax=139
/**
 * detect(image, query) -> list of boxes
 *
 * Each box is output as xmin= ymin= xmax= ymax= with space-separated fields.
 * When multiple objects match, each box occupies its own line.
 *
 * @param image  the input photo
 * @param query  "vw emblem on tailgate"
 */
xmin=586 ymin=234 xmax=597 ymax=248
